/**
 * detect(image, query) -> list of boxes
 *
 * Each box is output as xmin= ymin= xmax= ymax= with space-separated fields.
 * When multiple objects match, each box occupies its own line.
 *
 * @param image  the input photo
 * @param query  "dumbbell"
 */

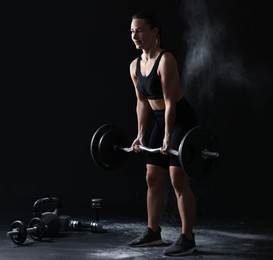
xmin=91 ymin=198 xmax=102 ymax=221
xmin=69 ymin=218 xmax=103 ymax=233
xmin=7 ymin=218 xmax=45 ymax=245
xmin=69 ymin=198 xmax=103 ymax=233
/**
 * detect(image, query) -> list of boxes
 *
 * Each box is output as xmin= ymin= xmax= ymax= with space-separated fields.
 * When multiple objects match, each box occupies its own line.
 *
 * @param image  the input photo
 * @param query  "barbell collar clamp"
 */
xmin=201 ymin=149 xmax=220 ymax=159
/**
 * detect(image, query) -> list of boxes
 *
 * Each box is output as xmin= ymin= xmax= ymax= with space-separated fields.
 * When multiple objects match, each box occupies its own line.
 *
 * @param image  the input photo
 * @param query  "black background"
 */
xmin=2 ymin=0 xmax=273 ymax=222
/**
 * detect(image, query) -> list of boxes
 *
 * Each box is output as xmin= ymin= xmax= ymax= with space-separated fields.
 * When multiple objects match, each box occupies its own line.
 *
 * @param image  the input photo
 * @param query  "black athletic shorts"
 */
xmin=146 ymin=97 xmax=197 ymax=169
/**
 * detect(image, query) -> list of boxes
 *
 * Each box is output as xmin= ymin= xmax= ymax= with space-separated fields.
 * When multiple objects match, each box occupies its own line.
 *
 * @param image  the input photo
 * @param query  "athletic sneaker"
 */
xmin=164 ymin=233 xmax=196 ymax=256
xmin=129 ymin=227 xmax=163 ymax=247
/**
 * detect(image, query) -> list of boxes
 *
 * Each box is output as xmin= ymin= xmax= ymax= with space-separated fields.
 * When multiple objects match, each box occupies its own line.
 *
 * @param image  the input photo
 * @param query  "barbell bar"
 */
xmin=90 ymin=124 xmax=220 ymax=181
xmin=115 ymin=145 xmax=219 ymax=159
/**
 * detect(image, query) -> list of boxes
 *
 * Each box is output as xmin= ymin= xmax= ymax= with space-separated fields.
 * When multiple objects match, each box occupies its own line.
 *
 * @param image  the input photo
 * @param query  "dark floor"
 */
xmin=1 ymin=215 xmax=273 ymax=260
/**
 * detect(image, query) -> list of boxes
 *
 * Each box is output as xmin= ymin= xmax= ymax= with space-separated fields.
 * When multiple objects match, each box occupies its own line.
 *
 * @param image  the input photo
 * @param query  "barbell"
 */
xmin=90 ymin=123 xmax=220 ymax=181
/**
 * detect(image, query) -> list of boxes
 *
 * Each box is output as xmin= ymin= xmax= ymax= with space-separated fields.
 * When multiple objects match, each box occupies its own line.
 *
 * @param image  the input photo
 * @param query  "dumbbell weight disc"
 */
xmin=9 ymin=220 xmax=27 ymax=245
xmin=28 ymin=217 xmax=45 ymax=241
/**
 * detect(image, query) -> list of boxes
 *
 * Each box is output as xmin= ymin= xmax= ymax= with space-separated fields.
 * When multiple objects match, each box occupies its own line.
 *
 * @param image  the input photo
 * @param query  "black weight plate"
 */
xmin=28 ymin=217 xmax=45 ymax=241
xmin=90 ymin=124 xmax=115 ymax=169
xmin=179 ymin=126 xmax=218 ymax=181
xmin=9 ymin=220 xmax=27 ymax=245
xmin=97 ymin=125 xmax=130 ymax=170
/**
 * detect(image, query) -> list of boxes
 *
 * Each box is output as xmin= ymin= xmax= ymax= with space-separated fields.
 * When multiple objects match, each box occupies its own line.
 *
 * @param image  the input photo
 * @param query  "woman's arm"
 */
xmin=130 ymin=59 xmax=150 ymax=146
xmin=159 ymin=52 xmax=182 ymax=152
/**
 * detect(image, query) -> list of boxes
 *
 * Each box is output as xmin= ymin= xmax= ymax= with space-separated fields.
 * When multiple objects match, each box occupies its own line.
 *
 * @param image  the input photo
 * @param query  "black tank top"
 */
xmin=136 ymin=50 xmax=166 ymax=100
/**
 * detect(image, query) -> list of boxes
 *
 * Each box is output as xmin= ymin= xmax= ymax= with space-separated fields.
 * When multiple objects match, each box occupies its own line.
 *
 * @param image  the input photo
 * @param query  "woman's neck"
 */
xmin=142 ymin=47 xmax=163 ymax=61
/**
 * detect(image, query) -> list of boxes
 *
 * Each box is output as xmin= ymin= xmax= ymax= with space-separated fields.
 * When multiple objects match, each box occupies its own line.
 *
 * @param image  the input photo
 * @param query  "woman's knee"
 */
xmin=170 ymin=166 xmax=189 ymax=190
xmin=146 ymin=164 xmax=166 ymax=188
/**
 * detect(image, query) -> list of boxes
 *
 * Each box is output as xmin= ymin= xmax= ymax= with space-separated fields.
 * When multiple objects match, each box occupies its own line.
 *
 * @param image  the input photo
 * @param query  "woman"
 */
xmin=128 ymin=11 xmax=198 ymax=256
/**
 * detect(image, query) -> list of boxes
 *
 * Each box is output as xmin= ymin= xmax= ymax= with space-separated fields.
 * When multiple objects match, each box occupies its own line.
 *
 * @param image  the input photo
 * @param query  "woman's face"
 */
xmin=130 ymin=18 xmax=157 ymax=50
